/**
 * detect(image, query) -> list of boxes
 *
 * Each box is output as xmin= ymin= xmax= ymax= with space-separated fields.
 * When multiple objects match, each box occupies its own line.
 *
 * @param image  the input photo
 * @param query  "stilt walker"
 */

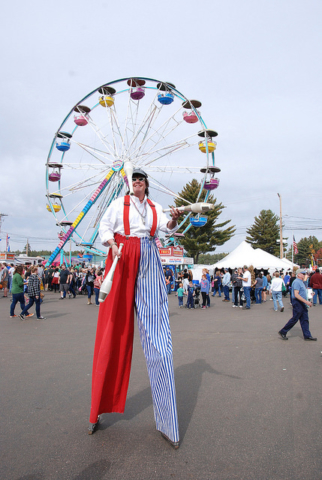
xmin=89 ymin=168 xmax=182 ymax=448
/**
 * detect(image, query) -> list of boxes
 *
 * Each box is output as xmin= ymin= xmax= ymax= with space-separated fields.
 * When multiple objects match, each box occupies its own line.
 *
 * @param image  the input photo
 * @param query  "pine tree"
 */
xmin=246 ymin=210 xmax=284 ymax=256
xmin=173 ymin=179 xmax=235 ymax=263
xmin=295 ymin=236 xmax=322 ymax=266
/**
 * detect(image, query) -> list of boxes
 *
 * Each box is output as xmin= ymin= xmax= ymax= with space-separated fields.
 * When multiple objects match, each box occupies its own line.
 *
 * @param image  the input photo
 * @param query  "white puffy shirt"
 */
xmin=99 ymin=195 xmax=178 ymax=246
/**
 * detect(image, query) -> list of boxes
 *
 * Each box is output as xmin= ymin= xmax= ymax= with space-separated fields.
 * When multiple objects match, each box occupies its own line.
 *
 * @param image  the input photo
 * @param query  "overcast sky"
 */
xmin=1 ymin=0 xmax=322 ymax=256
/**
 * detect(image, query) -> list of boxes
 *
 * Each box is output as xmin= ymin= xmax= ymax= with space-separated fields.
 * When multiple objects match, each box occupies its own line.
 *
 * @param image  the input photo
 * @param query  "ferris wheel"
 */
xmin=45 ymin=77 xmax=221 ymax=266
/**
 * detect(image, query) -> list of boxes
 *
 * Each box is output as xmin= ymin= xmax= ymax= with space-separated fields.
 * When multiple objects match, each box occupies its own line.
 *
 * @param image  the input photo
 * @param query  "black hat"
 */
xmin=132 ymin=168 xmax=148 ymax=178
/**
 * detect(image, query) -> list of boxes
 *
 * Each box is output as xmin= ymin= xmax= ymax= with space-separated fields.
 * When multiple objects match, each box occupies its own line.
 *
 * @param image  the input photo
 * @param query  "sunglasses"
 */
xmin=132 ymin=177 xmax=145 ymax=182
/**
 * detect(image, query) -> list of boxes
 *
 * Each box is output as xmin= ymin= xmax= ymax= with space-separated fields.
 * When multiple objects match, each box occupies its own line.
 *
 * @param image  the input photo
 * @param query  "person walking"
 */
xmin=19 ymin=266 xmax=46 ymax=320
xmin=262 ymin=273 xmax=268 ymax=302
xmin=310 ymin=268 xmax=322 ymax=306
xmin=239 ymin=266 xmax=252 ymax=309
xmin=186 ymin=281 xmax=195 ymax=309
xmin=270 ymin=272 xmax=285 ymax=312
xmin=278 ymin=269 xmax=317 ymax=341
xmin=10 ymin=265 xmax=25 ymax=317
xmin=212 ymin=271 xmax=222 ymax=297
xmin=59 ymin=265 xmax=71 ymax=299
xmin=253 ymin=273 xmax=264 ymax=304
xmin=200 ymin=274 xmax=210 ymax=309
xmin=222 ymin=268 xmax=231 ymax=302
xmin=0 ymin=263 xmax=9 ymax=298
xmin=232 ymin=268 xmax=243 ymax=308
xmin=93 ymin=269 xmax=103 ymax=306
xmin=177 ymin=283 xmax=184 ymax=307
xmin=85 ymin=268 xmax=96 ymax=305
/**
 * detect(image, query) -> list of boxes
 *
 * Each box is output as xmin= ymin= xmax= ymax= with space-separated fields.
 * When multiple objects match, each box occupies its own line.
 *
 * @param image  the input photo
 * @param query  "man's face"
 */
xmin=132 ymin=176 xmax=146 ymax=196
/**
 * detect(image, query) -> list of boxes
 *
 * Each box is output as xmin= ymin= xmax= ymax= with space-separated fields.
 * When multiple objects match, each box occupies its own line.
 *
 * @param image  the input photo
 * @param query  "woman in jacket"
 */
xmin=19 ymin=266 xmax=45 ymax=320
xmin=10 ymin=265 xmax=25 ymax=317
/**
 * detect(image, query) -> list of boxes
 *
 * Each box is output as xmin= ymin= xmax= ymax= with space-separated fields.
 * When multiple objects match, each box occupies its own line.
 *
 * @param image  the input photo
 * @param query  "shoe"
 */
xmin=160 ymin=432 xmax=180 ymax=449
xmin=280 ymin=307 xmax=284 ymax=312
xmin=245 ymin=307 xmax=250 ymax=309
xmin=69 ymin=294 xmax=72 ymax=299
xmin=278 ymin=330 xmax=288 ymax=340
xmin=202 ymin=306 xmax=206 ymax=309
xmin=88 ymin=415 xmax=100 ymax=435
xmin=313 ymin=304 xmax=316 ymax=307
xmin=239 ymin=306 xmax=243 ymax=308
xmin=19 ymin=314 xmax=25 ymax=320
xmin=25 ymin=313 xmax=34 ymax=318
xmin=37 ymin=316 xmax=46 ymax=320
xmin=60 ymin=297 xmax=64 ymax=300
xmin=304 ymin=336 xmax=317 ymax=341
xmin=233 ymin=305 xmax=237 ymax=308
xmin=10 ymin=315 xmax=17 ymax=318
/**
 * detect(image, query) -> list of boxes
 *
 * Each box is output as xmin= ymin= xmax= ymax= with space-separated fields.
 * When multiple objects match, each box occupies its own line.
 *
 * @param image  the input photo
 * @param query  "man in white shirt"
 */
xmin=89 ymin=168 xmax=182 ymax=449
xmin=222 ymin=268 xmax=231 ymax=301
xmin=240 ymin=265 xmax=252 ymax=309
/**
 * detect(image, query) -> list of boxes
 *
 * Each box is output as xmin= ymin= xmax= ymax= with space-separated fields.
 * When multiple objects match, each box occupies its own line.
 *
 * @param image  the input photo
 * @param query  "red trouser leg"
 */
xmin=89 ymin=235 xmax=140 ymax=423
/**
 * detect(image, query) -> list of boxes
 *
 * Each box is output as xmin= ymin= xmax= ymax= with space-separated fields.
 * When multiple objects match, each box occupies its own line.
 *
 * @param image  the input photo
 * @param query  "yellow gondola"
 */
xmin=199 ymin=141 xmax=216 ymax=153
xmin=99 ymin=95 xmax=114 ymax=107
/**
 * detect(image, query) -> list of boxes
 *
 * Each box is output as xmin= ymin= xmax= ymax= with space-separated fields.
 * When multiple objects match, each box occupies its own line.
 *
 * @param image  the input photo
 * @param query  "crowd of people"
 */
xmin=0 ymin=261 xmax=105 ymax=319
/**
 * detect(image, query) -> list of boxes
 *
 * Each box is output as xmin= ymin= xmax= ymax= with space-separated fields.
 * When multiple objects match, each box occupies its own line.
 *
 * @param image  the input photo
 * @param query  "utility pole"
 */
xmin=0 ymin=213 xmax=8 ymax=252
xmin=277 ymin=193 xmax=283 ymax=259
xmin=26 ymin=238 xmax=29 ymax=256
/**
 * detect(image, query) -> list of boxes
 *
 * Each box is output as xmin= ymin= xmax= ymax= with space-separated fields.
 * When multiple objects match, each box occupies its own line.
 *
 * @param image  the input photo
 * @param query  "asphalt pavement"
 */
xmin=1 ymin=290 xmax=322 ymax=480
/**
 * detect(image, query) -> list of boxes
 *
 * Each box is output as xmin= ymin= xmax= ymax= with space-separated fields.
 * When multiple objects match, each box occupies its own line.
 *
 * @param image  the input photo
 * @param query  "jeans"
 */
xmin=187 ymin=294 xmax=194 ymax=308
xmin=212 ymin=287 xmax=221 ymax=297
xmin=167 ymin=283 xmax=172 ymax=294
xmin=255 ymin=288 xmax=263 ymax=304
xmin=280 ymin=299 xmax=312 ymax=338
xmin=223 ymin=285 xmax=230 ymax=301
xmin=243 ymin=287 xmax=251 ymax=308
xmin=69 ymin=285 xmax=76 ymax=297
xmin=10 ymin=292 xmax=25 ymax=316
xmin=272 ymin=291 xmax=284 ymax=311
xmin=86 ymin=285 xmax=93 ymax=299
xmin=234 ymin=286 xmax=242 ymax=306
xmin=94 ymin=287 xmax=100 ymax=305
xmin=313 ymin=289 xmax=322 ymax=305
xmin=178 ymin=296 xmax=183 ymax=306
xmin=201 ymin=292 xmax=207 ymax=307
xmin=21 ymin=296 xmax=41 ymax=318
xmin=207 ymin=294 xmax=210 ymax=307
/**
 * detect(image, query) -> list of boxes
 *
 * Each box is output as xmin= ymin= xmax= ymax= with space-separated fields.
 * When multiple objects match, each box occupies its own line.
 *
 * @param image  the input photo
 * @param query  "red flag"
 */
xmin=293 ymin=236 xmax=298 ymax=255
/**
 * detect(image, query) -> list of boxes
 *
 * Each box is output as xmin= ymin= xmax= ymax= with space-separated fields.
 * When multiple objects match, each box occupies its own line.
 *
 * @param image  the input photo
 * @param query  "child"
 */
xmin=200 ymin=274 xmax=210 ymax=309
xmin=177 ymin=282 xmax=184 ymax=307
xmin=186 ymin=281 xmax=195 ymax=309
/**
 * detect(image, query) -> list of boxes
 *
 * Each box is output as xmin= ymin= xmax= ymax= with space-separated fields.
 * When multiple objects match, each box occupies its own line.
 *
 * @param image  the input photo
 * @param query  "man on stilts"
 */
xmin=89 ymin=168 xmax=182 ymax=448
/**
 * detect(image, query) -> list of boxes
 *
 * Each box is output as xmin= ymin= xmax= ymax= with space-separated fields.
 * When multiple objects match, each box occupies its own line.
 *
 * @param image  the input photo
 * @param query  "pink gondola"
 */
xmin=49 ymin=172 xmax=61 ymax=182
xmin=204 ymin=178 xmax=220 ymax=190
xmin=74 ymin=115 xmax=88 ymax=126
xmin=183 ymin=111 xmax=199 ymax=124
xmin=130 ymin=87 xmax=145 ymax=100
xmin=73 ymin=105 xmax=91 ymax=126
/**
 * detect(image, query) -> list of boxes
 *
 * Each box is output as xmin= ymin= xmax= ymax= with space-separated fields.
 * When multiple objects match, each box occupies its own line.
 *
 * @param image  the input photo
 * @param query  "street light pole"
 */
xmin=277 ymin=193 xmax=283 ymax=259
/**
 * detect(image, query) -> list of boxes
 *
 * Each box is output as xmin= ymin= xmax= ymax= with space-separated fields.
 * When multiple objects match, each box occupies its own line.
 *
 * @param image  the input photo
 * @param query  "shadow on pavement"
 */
xmin=99 ymin=359 xmax=240 ymax=442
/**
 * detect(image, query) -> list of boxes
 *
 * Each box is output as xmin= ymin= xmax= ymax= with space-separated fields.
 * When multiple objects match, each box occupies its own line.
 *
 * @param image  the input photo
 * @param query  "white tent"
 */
xmin=211 ymin=241 xmax=298 ymax=270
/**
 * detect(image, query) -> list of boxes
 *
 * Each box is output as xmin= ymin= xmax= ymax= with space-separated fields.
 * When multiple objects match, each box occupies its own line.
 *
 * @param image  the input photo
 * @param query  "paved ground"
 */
xmin=1 ymin=290 xmax=322 ymax=480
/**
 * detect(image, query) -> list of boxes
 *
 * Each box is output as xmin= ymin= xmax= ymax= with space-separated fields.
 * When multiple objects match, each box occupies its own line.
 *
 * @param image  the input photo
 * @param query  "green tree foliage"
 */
xmin=295 ymin=236 xmax=322 ymax=266
xmin=246 ymin=210 xmax=285 ymax=256
xmin=173 ymin=179 xmax=235 ymax=263
xmin=198 ymin=252 xmax=228 ymax=265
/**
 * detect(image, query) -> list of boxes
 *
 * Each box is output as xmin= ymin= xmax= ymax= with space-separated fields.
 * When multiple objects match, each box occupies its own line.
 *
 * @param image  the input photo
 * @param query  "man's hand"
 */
xmin=111 ymin=244 xmax=121 ymax=261
xmin=167 ymin=207 xmax=183 ymax=230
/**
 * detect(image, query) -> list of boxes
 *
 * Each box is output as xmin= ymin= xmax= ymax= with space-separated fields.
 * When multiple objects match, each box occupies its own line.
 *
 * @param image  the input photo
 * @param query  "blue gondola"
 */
xmin=190 ymin=216 xmax=208 ymax=227
xmin=158 ymin=93 xmax=174 ymax=105
xmin=56 ymin=131 xmax=72 ymax=152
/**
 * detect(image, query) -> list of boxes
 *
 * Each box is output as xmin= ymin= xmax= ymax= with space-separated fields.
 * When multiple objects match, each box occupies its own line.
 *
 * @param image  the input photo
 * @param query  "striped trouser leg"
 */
xmin=135 ymin=237 xmax=179 ymax=443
